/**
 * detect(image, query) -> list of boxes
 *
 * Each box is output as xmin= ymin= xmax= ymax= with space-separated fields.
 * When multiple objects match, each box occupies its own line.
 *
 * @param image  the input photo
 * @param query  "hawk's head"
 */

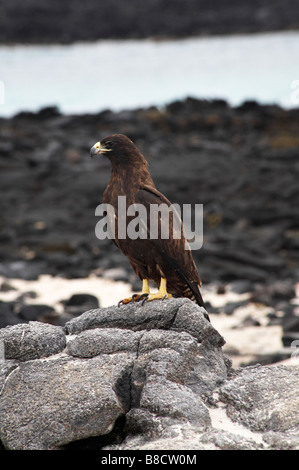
xmin=90 ymin=134 xmax=141 ymax=164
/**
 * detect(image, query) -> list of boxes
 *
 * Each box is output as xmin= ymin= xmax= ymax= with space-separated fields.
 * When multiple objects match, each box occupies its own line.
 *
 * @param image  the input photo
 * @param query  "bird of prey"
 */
xmin=90 ymin=134 xmax=208 ymax=319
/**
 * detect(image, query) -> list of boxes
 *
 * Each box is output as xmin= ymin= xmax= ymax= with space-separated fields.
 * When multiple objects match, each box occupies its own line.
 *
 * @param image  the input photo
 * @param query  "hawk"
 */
xmin=90 ymin=134 xmax=209 ymax=320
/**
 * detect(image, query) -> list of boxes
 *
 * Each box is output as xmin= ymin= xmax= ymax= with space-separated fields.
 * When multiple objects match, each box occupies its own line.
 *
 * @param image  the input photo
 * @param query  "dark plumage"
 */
xmin=90 ymin=134 xmax=208 ymax=319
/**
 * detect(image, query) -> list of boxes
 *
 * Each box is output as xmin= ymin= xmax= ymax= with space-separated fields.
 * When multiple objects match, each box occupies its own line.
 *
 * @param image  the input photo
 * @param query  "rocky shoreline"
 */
xmin=1 ymin=98 xmax=299 ymax=367
xmin=0 ymin=98 xmax=299 ymax=362
xmin=1 ymin=97 xmax=299 ymax=450
xmin=0 ymin=0 xmax=299 ymax=44
xmin=1 ymin=98 xmax=299 ymax=285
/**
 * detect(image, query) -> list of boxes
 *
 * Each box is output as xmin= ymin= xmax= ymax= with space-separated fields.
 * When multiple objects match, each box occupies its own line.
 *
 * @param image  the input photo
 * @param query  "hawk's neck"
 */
xmin=103 ymin=160 xmax=155 ymax=204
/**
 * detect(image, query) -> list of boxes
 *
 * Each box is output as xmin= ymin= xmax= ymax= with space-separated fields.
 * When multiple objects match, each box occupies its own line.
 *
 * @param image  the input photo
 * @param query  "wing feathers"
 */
xmin=136 ymin=185 xmax=205 ymax=307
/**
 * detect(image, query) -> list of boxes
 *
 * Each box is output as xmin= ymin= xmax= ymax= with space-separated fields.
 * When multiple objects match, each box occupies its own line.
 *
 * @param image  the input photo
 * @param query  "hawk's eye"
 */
xmin=104 ymin=141 xmax=114 ymax=149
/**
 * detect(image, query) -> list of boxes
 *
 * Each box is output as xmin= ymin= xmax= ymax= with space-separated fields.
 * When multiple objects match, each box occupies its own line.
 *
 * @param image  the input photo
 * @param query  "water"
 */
xmin=0 ymin=31 xmax=298 ymax=117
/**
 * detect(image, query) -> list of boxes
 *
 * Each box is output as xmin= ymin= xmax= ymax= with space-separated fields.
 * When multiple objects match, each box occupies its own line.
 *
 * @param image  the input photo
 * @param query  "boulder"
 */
xmin=0 ymin=321 xmax=66 ymax=361
xmin=0 ymin=354 xmax=133 ymax=450
xmin=0 ymin=298 xmax=298 ymax=450
xmin=219 ymin=365 xmax=299 ymax=433
xmin=63 ymin=293 xmax=100 ymax=317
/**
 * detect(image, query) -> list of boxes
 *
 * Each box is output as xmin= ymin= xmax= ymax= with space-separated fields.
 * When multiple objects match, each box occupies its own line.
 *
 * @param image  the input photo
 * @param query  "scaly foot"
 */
xmin=140 ymin=278 xmax=172 ymax=305
xmin=140 ymin=291 xmax=172 ymax=305
xmin=118 ymin=278 xmax=172 ymax=306
xmin=118 ymin=279 xmax=150 ymax=307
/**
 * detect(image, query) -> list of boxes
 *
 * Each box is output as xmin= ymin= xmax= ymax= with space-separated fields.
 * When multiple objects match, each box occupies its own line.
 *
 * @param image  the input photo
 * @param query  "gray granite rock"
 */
xmin=219 ymin=364 xmax=299 ymax=432
xmin=0 ymin=353 xmax=134 ymax=450
xmin=0 ymin=321 xmax=66 ymax=361
xmin=0 ymin=298 xmax=298 ymax=450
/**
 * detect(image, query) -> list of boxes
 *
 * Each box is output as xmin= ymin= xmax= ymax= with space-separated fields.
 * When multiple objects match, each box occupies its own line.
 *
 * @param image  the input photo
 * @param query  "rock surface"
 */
xmin=1 ymin=99 xmax=299 ymax=289
xmin=0 ymin=0 xmax=298 ymax=44
xmin=0 ymin=321 xmax=66 ymax=361
xmin=1 ymin=98 xmax=298 ymax=369
xmin=0 ymin=298 xmax=298 ymax=450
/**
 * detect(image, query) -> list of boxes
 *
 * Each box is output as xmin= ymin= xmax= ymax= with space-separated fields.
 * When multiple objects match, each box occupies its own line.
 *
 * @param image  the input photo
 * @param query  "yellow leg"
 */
xmin=118 ymin=278 xmax=150 ymax=306
xmin=118 ymin=278 xmax=172 ymax=306
xmin=141 ymin=277 xmax=172 ymax=303
xmin=141 ymin=279 xmax=150 ymax=295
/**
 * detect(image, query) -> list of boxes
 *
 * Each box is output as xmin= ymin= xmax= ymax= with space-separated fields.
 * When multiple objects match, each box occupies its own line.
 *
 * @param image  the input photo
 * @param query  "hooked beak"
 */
xmin=90 ymin=141 xmax=111 ymax=158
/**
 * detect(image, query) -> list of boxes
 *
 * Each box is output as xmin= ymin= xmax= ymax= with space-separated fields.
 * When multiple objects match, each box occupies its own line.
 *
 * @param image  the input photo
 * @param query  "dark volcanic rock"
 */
xmin=282 ymin=312 xmax=299 ymax=347
xmin=18 ymin=304 xmax=56 ymax=322
xmin=63 ymin=293 xmax=100 ymax=317
xmin=0 ymin=0 xmax=298 ymax=44
xmin=1 ymin=99 xmax=299 ymax=289
xmin=250 ymin=281 xmax=296 ymax=306
xmin=0 ymin=302 xmax=20 ymax=328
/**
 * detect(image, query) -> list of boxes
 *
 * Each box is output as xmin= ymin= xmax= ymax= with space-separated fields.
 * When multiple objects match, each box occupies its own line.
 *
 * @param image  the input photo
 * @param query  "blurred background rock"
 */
xmin=0 ymin=0 xmax=298 ymax=368
xmin=0 ymin=0 xmax=299 ymax=43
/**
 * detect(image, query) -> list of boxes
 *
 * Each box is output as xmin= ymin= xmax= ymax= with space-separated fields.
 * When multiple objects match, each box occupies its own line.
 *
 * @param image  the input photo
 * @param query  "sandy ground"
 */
xmin=1 ymin=274 xmax=298 ymax=368
xmin=0 ymin=274 xmax=134 ymax=311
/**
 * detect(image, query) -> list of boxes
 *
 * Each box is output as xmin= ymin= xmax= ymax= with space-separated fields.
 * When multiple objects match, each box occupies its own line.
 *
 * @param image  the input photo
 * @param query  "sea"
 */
xmin=0 ymin=30 xmax=298 ymax=117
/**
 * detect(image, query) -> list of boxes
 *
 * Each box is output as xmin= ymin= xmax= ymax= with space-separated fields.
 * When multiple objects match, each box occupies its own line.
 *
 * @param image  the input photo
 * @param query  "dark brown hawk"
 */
xmin=90 ymin=134 xmax=208 ymax=320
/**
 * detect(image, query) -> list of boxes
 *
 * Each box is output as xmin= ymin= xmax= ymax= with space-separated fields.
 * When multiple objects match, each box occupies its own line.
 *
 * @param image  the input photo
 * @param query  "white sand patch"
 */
xmin=208 ymin=300 xmax=284 ymax=367
xmin=201 ymin=285 xmax=250 ymax=309
xmin=0 ymin=274 xmax=134 ymax=311
xmin=202 ymin=285 xmax=282 ymax=363
xmin=209 ymin=405 xmax=264 ymax=444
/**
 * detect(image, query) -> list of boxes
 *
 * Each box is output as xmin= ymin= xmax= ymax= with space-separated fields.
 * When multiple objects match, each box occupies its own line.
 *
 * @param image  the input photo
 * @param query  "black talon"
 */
xmin=118 ymin=294 xmax=142 ymax=307
xmin=162 ymin=295 xmax=167 ymax=301
xmin=141 ymin=294 xmax=149 ymax=306
xmin=138 ymin=293 xmax=149 ymax=302
xmin=204 ymin=312 xmax=210 ymax=322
